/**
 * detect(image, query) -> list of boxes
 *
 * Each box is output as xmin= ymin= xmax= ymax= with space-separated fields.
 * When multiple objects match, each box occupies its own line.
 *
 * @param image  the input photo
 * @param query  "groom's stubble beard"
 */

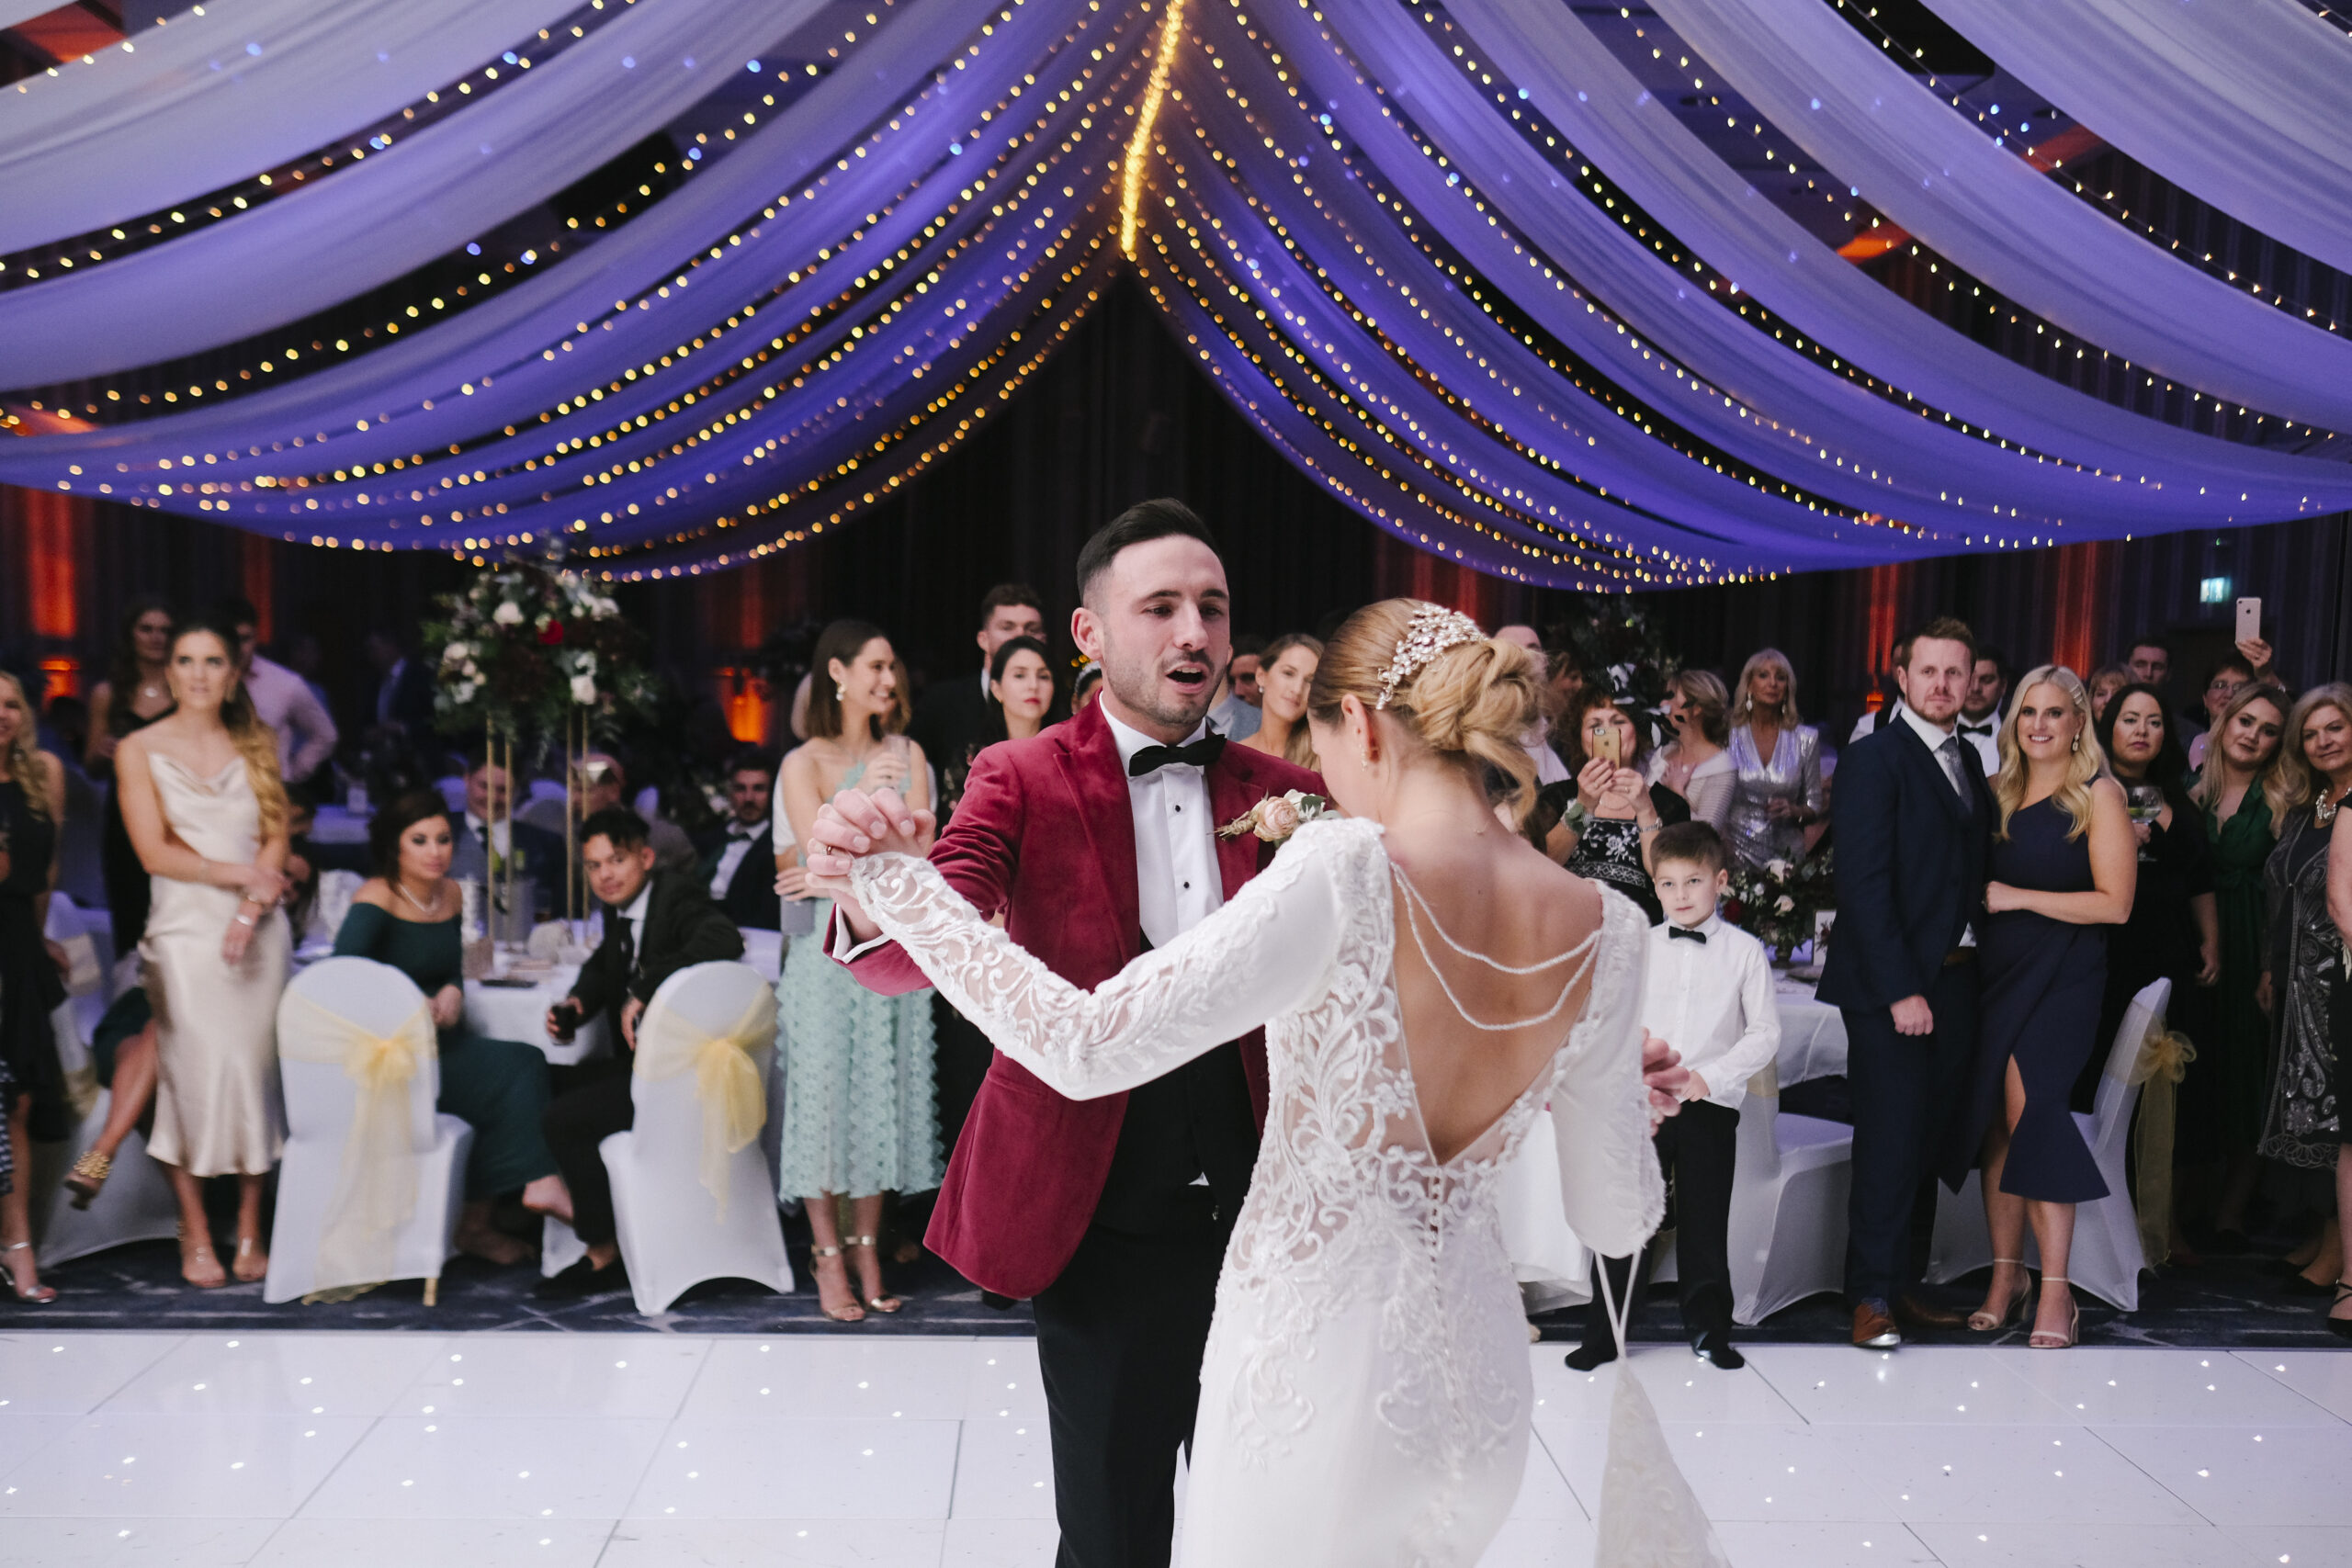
xmin=1098 ymin=619 xmax=1220 ymax=733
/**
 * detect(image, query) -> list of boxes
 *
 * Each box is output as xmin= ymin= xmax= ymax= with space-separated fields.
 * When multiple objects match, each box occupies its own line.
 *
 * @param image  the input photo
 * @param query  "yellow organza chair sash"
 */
xmin=279 ymin=988 xmax=436 ymax=1285
xmin=2126 ymin=1023 xmax=2197 ymax=1269
xmin=633 ymin=987 xmax=776 ymax=1219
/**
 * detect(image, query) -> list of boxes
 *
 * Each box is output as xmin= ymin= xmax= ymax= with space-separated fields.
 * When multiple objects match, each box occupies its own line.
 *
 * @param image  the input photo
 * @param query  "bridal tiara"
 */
xmin=1374 ymin=603 xmax=1487 ymax=709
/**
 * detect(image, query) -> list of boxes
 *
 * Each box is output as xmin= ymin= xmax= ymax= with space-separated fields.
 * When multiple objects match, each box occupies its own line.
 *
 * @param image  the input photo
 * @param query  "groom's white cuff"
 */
xmin=829 ymin=902 xmax=892 ymax=963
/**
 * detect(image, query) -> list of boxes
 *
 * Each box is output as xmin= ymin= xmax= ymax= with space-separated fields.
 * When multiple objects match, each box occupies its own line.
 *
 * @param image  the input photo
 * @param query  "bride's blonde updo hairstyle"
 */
xmin=1307 ymin=598 xmax=1544 ymax=821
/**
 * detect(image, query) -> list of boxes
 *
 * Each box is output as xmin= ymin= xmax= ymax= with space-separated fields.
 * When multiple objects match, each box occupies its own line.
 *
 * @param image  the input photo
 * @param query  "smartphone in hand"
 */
xmin=2235 ymin=596 xmax=2263 ymax=646
xmin=1588 ymin=722 xmax=1623 ymax=767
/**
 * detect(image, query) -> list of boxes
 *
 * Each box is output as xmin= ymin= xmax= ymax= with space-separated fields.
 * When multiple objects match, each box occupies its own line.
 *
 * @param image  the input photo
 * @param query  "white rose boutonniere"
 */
xmin=1217 ymin=788 xmax=1331 ymax=844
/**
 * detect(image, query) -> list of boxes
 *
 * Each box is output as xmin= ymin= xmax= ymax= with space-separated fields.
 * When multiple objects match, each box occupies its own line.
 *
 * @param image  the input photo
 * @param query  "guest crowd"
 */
xmin=0 ymin=570 xmax=2344 ymax=1354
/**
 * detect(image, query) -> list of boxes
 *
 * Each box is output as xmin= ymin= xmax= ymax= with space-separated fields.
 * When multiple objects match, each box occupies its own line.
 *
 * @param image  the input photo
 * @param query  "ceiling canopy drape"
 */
xmin=4 ymin=0 xmax=2347 ymax=591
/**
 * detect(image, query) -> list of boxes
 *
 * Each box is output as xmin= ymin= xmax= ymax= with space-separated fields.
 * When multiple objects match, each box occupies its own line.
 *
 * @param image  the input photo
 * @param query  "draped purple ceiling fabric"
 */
xmin=1916 ymin=0 xmax=2352 ymax=278
xmin=4 ymin=0 xmax=2350 ymax=590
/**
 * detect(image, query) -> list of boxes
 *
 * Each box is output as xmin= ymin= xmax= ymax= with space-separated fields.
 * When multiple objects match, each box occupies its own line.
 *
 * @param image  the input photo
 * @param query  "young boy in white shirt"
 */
xmin=1568 ymin=821 xmax=1781 ymax=1371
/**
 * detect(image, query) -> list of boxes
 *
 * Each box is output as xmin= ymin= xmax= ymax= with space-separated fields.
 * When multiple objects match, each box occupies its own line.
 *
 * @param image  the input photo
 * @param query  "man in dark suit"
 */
xmin=449 ymin=750 xmax=569 ymax=893
xmin=906 ymin=582 xmax=1047 ymax=786
xmin=533 ymin=807 xmax=744 ymax=1297
xmin=694 ymin=749 xmax=783 ymax=931
xmin=813 ymin=503 xmax=1322 ymax=1568
xmin=1816 ymin=617 xmax=1991 ymax=1348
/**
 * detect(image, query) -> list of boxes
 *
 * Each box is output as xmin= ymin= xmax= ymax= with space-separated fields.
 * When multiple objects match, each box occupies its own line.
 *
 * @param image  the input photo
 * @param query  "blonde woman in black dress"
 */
xmin=1949 ymin=667 xmax=2134 ymax=1348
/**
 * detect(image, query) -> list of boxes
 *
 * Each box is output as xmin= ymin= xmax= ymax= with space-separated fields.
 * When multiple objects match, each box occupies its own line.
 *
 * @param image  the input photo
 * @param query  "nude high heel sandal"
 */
xmin=2030 ymin=1277 xmax=2080 ymax=1349
xmin=809 ymin=1245 xmax=865 ymax=1323
xmin=845 ymin=1236 xmax=903 ymax=1313
xmin=1968 ymin=1259 xmax=2032 ymax=1333
xmin=3 ymin=1242 xmax=57 ymax=1303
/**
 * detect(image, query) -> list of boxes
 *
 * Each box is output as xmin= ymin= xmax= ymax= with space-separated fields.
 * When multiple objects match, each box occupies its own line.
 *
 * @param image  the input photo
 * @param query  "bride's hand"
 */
xmin=1640 ymin=1031 xmax=1688 ymax=1122
xmin=808 ymin=786 xmax=933 ymax=878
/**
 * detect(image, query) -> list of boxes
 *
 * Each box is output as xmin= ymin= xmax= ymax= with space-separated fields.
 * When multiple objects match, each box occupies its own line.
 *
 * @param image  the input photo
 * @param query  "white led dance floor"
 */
xmin=1 ymin=1333 xmax=2346 ymax=1566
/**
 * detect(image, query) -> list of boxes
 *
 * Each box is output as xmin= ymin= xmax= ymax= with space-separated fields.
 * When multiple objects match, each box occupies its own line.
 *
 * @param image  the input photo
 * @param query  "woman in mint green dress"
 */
xmin=332 ymin=792 xmax=559 ymax=1267
xmin=775 ymin=620 xmax=941 ymax=1322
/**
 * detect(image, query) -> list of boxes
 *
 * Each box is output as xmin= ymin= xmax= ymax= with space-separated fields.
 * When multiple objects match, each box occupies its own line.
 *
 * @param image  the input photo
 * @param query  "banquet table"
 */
xmin=465 ymin=964 xmax=608 ymax=1066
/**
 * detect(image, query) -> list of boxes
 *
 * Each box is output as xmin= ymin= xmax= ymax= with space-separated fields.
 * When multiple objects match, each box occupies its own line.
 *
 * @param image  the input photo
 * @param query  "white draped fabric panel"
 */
xmin=1647 ymin=0 xmax=2352 ymax=433
xmin=0 ymin=0 xmax=69 ymax=30
xmin=0 ymin=0 xmax=824 ymax=383
xmin=1443 ymin=0 xmax=2352 ymax=514
xmin=0 ymin=0 xmax=581 ymax=252
xmin=1918 ymin=0 xmax=2352 ymax=278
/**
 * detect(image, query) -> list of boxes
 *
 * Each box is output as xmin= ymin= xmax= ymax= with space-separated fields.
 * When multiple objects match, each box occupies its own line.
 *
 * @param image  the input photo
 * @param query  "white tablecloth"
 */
xmin=466 ymin=964 xmax=609 ymax=1066
xmin=1770 ymin=976 xmax=1849 ymax=1087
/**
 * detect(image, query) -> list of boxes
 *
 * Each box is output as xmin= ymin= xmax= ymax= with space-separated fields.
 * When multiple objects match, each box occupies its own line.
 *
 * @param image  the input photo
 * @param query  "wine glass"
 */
xmin=2126 ymin=784 xmax=2165 ymax=863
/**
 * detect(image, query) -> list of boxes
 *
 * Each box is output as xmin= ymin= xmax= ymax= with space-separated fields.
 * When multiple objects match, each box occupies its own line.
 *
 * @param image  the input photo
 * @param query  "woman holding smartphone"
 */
xmin=1559 ymin=690 xmax=1688 ymax=923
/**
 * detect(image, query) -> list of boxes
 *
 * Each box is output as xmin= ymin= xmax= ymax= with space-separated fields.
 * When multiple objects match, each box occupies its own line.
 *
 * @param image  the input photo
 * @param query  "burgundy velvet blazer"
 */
xmin=841 ymin=698 xmax=1325 ymax=1299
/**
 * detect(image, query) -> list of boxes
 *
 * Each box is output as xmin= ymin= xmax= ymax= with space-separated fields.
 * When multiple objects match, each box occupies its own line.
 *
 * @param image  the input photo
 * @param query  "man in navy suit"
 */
xmin=1816 ymin=618 xmax=1991 ymax=1349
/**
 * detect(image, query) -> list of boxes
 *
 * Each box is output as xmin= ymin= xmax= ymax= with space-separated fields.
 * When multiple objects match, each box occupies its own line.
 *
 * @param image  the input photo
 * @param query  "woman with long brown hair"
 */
xmin=2188 ymin=681 xmax=2291 ymax=1245
xmin=0 ymin=669 xmax=70 ymax=1302
xmin=1949 ymin=667 xmax=2134 ymax=1348
xmin=1238 ymin=632 xmax=1322 ymax=769
xmin=115 ymin=612 xmax=293 ymax=1288
xmin=775 ymin=619 xmax=940 ymax=1321
xmin=2258 ymin=683 xmax=2352 ymax=1325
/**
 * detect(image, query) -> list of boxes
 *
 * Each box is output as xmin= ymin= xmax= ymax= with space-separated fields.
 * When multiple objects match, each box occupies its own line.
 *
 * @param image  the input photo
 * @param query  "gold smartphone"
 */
xmin=1588 ymin=722 xmax=1622 ymax=767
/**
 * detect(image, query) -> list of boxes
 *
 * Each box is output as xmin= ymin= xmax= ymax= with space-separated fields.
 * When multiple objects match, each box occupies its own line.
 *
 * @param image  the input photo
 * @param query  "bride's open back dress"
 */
xmin=848 ymin=815 xmax=1663 ymax=1567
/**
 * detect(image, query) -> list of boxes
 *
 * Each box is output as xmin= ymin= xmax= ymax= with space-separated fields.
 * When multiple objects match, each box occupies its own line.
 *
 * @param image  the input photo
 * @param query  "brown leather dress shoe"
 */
xmin=1851 ymin=1301 xmax=1901 ymax=1348
xmin=1895 ymin=1293 xmax=1969 ymax=1331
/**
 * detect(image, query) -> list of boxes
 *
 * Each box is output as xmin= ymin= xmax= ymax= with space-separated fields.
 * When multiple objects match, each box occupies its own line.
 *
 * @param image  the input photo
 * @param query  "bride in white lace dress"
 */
xmin=818 ymin=602 xmax=1682 ymax=1567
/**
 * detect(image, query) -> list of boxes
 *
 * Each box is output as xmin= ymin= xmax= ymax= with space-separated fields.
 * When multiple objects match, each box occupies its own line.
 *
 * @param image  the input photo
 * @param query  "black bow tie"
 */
xmin=728 ymin=819 xmax=764 ymax=839
xmin=1958 ymin=721 xmax=1996 ymax=737
xmin=1668 ymin=924 xmax=1708 ymax=943
xmin=1128 ymin=731 xmax=1226 ymax=777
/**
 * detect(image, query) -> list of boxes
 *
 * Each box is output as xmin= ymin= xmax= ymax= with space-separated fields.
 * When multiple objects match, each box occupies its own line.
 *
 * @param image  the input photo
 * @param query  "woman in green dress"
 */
xmin=775 ymin=620 xmax=941 ymax=1322
xmin=2190 ymin=682 xmax=2290 ymax=1245
xmin=332 ymin=791 xmax=560 ymax=1266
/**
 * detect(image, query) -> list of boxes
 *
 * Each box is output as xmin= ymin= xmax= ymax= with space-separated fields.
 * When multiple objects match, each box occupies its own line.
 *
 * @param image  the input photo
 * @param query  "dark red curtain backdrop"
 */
xmin=6 ymin=274 xmax=2350 ymax=746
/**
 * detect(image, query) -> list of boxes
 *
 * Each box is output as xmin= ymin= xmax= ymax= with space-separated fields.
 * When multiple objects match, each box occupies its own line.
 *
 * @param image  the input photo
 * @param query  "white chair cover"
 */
xmin=1925 ymin=978 xmax=2170 ymax=1312
xmin=266 ymin=957 xmax=471 ymax=1303
xmin=42 ymin=891 xmax=111 ymax=1053
xmin=33 ymin=1089 xmax=183 ymax=1268
xmin=598 ymin=960 xmax=793 ymax=1314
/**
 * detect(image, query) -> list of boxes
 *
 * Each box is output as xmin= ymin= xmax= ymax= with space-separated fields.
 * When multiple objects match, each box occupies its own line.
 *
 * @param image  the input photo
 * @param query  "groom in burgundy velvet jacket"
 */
xmin=812 ymin=501 xmax=1321 ymax=1568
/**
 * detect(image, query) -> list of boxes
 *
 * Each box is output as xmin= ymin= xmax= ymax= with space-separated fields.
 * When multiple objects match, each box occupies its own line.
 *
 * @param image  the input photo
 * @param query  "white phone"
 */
xmin=2235 ymin=596 xmax=2263 ymax=645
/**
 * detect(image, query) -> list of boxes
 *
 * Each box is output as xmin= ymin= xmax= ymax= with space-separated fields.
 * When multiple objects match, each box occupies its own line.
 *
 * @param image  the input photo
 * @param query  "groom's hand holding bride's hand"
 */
xmin=1640 ymin=1031 xmax=1689 ymax=1126
xmin=806 ymin=786 xmax=936 ymax=941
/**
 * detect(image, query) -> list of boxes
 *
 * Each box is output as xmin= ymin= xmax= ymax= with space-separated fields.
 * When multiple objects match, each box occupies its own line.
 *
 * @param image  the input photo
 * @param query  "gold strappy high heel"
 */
xmin=1968 ymin=1258 xmax=2032 ymax=1332
xmin=808 ymin=1245 xmax=866 ymax=1323
xmin=845 ymin=1236 xmax=903 ymax=1314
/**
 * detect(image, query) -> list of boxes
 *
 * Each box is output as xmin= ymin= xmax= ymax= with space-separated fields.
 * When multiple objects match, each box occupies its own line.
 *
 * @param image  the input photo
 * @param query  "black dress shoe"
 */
xmin=532 ymin=1255 xmax=629 ymax=1300
xmin=2281 ymin=1271 xmax=2336 ymax=1298
xmin=1894 ymin=1293 xmax=1969 ymax=1331
xmin=1691 ymin=1329 xmax=1745 ymax=1370
xmin=1565 ymin=1343 xmax=1618 ymax=1371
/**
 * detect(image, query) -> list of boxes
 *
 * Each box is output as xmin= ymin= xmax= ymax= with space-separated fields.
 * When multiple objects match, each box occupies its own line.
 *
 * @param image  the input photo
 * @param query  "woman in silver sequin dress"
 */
xmin=1724 ymin=649 xmax=1826 ymax=870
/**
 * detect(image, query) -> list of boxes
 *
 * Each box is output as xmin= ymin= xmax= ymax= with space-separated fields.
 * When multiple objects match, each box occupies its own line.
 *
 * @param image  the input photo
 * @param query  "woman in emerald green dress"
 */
xmin=333 ymin=791 xmax=559 ymax=1266
xmin=2189 ymin=682 xmax=2290 ymax=1243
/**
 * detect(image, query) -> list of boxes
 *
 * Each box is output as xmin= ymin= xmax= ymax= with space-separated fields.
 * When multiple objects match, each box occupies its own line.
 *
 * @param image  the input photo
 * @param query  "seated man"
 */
xmin=693 ymin=749 xmax=783 ymax=932
xmin=518 ymin=750 xmax=696 ymax=874
xmin=450 ymin=749 xmax=568 ymax=890
xmin=532 ymin=808 xmax=744 ymax=1297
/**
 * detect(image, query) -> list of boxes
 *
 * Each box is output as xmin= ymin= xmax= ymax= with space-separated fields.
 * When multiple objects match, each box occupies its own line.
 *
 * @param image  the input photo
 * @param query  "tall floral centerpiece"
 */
xmin=424 ymin=562 xmax=655 ymax=930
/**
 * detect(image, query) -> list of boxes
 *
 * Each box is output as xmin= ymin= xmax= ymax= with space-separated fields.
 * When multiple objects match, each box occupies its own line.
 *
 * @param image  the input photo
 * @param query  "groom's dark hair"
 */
xmin=1077 ymin=499 xmax=1222 ymax=606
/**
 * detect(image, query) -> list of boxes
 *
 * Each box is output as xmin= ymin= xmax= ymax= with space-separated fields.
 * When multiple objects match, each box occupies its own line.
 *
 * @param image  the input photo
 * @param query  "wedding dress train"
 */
xmin=848 ymin=816 xmax=1703 ymax=1566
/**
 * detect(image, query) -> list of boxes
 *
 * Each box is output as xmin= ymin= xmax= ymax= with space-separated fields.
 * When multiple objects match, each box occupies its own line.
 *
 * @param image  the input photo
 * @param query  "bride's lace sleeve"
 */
xmin=844 ymin=818 xmax=1360 ymax=1099
xmin=1546 ymin=889 xmax=1667 ymax=1258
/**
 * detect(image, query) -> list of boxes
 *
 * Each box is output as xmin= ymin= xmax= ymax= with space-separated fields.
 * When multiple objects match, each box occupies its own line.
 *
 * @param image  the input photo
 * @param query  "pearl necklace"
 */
xmin=395 ymin=877 xmax=445 ymax=918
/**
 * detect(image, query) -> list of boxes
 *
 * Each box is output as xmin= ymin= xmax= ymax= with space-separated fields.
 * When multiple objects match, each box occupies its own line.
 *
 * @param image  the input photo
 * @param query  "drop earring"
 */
xmin=835 ymin=682 xmax=847 ymax=704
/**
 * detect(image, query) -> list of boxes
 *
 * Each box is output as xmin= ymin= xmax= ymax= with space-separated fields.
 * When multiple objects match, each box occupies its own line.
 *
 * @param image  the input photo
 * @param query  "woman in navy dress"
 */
xmin=1948 ymin=666 xmax=2135 ymax=1348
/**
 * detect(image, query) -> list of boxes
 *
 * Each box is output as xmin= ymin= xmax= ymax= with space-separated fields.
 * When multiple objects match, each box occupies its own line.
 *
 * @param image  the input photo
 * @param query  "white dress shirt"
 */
xmin=1951 ymin=711 xmax=2001 ymax=775
xmin=1102 ymin=709 xmax=1224 ymax=950
xmin=1849 ymin=699 xmax=1905 ymax=745
xmin=619 ymin=882 xmax=652 ymax=964
xmin=709 ymin=819 xmax=764 ymax=899
xmin=243 ymin=653 xmax=338 ymax=783
xmin=1643 ymin=912 xmax=1780 ymax=1112
xmin=465 ymin=812 xmax=512 ymax=863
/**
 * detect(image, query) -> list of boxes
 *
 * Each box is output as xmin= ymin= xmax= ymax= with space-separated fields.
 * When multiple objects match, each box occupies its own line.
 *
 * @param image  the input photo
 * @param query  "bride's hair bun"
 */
xmin=1308 ymin=599 xmax=1544 ymax=818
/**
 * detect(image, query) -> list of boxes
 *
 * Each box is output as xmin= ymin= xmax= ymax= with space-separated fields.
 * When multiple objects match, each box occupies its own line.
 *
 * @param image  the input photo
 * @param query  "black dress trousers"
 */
xmin=541 ymin=1057 xmax=635 ymax=1247
xmin=1841 ymin=959 xmax=1979 ymax=1306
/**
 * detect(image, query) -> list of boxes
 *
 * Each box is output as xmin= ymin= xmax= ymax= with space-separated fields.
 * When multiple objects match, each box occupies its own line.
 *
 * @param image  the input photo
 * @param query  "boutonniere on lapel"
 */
xmin=1218 ymin=789 xmax=1330 ymax=844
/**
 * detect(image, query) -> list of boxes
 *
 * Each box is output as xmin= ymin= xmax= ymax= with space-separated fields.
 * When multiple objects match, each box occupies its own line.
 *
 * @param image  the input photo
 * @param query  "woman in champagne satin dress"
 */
xmin=115 ymin=613 xmax=293 ymax=1289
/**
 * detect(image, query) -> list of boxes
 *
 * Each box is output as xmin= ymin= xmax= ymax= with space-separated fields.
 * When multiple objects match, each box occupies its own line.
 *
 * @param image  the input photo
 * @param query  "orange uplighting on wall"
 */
xmin=2051 ymin=541 xmax=2113 ymax=676
xmin=39 ymin=656 xmax=81 ymax=703
xmin=1862 ymin=562 xmax=1905 ymax=673
xmin=719 ymin=666 xmax=774 ymax=745
xmin=242 ymin=532 xmax=276 ymax=640
xmin=24 ymin=488 xmax=80 ymax=641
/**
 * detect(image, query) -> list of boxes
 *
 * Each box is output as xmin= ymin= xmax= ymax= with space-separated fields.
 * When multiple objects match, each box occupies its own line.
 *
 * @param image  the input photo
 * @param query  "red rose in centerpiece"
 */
xmin=538 ymin=620 xmax=566 ymax=646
